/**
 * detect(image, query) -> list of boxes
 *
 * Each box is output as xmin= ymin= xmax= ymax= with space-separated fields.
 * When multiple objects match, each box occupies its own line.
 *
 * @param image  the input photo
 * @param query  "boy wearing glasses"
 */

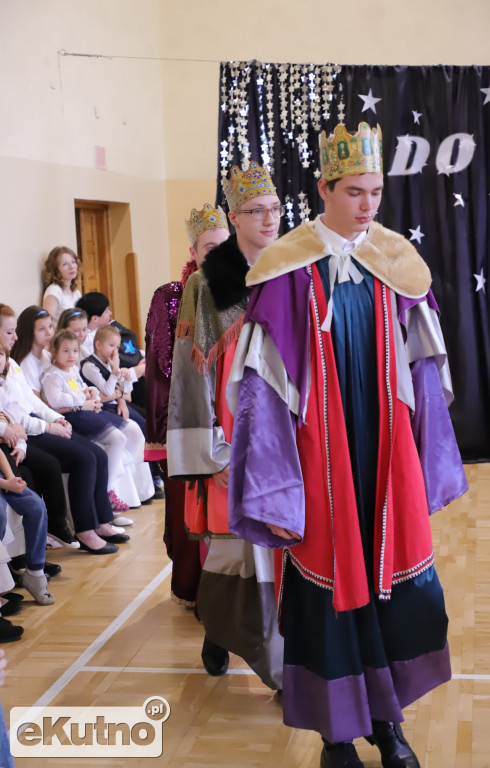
xmin=167 ymin=171 xmax=284 ymax=690
xmin=227 ymin=124 xmax=467 ymax=768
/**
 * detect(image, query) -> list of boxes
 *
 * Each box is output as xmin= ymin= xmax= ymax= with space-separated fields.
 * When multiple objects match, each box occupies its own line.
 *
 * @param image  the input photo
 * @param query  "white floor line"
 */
xmin=82 ymin=665 xmax=255 ymax=675
xmin=10 ymin=562 xmax=172 ymax=731
xmin=81 ymin=667 xmax=490 ymax=681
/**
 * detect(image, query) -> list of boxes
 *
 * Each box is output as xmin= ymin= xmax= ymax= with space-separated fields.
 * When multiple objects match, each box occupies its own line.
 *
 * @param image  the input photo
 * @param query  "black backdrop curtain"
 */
xmin=217 ymin=62 xmax=490 ymax=461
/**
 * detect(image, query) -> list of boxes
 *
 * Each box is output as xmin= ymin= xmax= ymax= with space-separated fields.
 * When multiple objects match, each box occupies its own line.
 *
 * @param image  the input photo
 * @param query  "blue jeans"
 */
xmin=0 ymin=479 xmax=47 ymax=571
xmin=0 ymin=702 xmax=14 ymax=767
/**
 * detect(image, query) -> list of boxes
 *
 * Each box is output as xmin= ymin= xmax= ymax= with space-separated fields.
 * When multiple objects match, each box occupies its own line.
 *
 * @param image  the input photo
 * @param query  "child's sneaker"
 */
xmin=108 ymin=490 xmax=130 ymax=513
xmin=21 ymin=572 xmax=55 ymax=606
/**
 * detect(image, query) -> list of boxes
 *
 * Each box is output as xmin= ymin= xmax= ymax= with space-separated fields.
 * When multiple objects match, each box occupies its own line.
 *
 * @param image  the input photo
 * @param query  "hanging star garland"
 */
xmin=412 ymin=110 xmax=422 ymax=124
xmin=409 ymin=225 xmax=425 ymax=245
xmin=358 ymin=88 xmax=382 ymax=114
xmin=480 ymin=86 xmax=490 ymax=105
xmin=474 ymin=268 xmax=486 ymax=292
xmin=453 ymin=193 xmax=465 ymax=207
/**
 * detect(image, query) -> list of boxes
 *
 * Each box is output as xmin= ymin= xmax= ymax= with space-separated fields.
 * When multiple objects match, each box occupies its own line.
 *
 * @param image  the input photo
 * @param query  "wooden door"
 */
xmin=75 ymin=203 xmax=114 ymax=308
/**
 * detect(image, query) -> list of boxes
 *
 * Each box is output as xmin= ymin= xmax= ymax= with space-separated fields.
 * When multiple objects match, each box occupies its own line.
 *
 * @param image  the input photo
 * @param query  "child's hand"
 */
xmin=56 ymin=418 xmax=72 ymax=436
xmin=10 ymin=446 xmax=26 ymax=466
xmin=119 ymin=367 xmax=132 ymax=382
xmin=83 ymin=387 xmax=99 ymax=401
xmin=82 ymin=400 xmax=100 ymax=412
xmin=109 ymin=349 xmax=120 ymax=373
xmin=3 ymin=476 xmax=26 ymax=493
xmin=2 ymin=425 xmax=18 ymax=448
xmin=47 ymin=422 xmax=71 ymax=439
xmin=117 ymin=399 xmax=129 ymax=420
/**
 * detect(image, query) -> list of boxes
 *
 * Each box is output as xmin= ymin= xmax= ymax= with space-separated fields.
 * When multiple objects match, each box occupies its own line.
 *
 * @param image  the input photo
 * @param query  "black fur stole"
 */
xmin=201 ymin=234 xmax=250 ymax=311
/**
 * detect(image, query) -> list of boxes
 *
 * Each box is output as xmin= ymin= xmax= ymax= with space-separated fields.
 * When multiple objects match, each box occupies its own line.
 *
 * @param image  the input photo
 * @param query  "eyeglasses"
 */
xmin=235 ymin=205 xmax=285 ymax=220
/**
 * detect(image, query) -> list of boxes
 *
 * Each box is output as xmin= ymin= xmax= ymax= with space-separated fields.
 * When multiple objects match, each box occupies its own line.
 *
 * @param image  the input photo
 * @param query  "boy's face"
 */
xmin=318 ymin=173 xmax=384 ymax=241
xmin=191 ymin=228 xmax=230 ymax=267
xmin=228 ymin=194 xmax=281 ymax=256
xmin=96 ymin=334 xmax=120 ymax=362
xmin=92 ymin=306 xmax=112 ymax=328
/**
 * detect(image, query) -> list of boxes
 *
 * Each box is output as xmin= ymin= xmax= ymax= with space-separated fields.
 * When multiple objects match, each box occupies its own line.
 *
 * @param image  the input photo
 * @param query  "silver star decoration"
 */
xmin=474 ymin=268 xmax=486 ymax=292
xmin=453 ymin=193 xmax=465 ymax=207
xmin=412 ymin=110 xmax=422 ymax=124
xmin=409 ymin=225 xmax=425 ymax=245
xmin=480 ymin=87 xmax=490 ymax=105
xmin=358 ymin=88 xmax=382 ymax=114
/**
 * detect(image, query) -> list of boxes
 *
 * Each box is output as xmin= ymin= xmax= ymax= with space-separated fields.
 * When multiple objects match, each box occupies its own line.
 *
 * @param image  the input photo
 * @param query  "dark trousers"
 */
xmin=29 ymin=432 xmax=113 ymax=531
xmin=0 ymin=443 xmax=66 ymax=532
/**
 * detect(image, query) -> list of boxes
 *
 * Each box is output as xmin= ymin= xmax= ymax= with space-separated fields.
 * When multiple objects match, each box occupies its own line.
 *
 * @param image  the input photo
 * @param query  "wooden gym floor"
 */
xmin=1 ymin=463 xmax=489 ymax=768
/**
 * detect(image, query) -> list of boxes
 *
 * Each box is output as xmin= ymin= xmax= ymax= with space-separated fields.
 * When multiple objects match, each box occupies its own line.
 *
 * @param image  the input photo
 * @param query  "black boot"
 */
xmin=320 ymin=740 xmax=365 ymax=768
xmin=366 ymin=721 xmax=421 ymax=768
xmin=201 ymin=635 xmax=229 ymax=677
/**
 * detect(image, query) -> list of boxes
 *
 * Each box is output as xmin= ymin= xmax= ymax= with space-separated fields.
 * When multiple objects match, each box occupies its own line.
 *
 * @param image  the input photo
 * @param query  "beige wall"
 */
xmin=161 ymin=0 xmax=490 ymax=277
xmin=1 ymin=0 xmax=489 ymax=309
xmin=0 ymin=0 xmax=168 ymax=328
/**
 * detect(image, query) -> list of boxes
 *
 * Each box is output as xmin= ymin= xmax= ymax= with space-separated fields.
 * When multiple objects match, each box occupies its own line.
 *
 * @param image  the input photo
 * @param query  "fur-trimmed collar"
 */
xmin=247 ymin=221 xmax=432 ymax=299
xmin=201 ymin=234 xmax=250 ymax=311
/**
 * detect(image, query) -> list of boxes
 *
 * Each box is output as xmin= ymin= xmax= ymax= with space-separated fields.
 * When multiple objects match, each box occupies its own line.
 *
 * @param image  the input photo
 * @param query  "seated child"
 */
xmin=80 ymin=325 xmax=146 ymax=433
xmin=57 ymin=307 xmax=91 ymax=360
xmin=42 ymin=330 xmax=152 ymax=508
xmin=0 ymin=447 xmax=54 ymax=606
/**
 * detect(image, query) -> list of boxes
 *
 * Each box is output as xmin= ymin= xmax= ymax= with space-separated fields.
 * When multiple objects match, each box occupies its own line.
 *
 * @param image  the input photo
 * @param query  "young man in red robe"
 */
xmin=227 ymin=123 xmax=468 ymax=768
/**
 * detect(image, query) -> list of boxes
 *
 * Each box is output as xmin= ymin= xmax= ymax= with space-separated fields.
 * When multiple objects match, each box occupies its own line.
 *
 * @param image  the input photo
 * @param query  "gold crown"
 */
xmin=319 ymin=122 xmax=383 ymax=181
xmin=223 ymin=161 xmax=277 ymax=211
xmin=184 ymin=203 xmax=229 ymax=245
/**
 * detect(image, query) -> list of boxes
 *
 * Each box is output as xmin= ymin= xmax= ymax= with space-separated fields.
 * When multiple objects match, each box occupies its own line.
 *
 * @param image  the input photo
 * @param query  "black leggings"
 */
xmin=0 ymin=442 xmax=67 ymax=532
xmin=29 ymin=432 xmax=113 ymax=532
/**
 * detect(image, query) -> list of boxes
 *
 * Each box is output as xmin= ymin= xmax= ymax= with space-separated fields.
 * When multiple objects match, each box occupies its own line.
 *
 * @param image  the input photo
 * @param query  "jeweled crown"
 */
xmin=319 ymin=122 xmax=383 ymax=181
xmin=223 ymin=161 xmax=277 ymax=211
xmin=184 ymin=203 xmax=229 ymax=245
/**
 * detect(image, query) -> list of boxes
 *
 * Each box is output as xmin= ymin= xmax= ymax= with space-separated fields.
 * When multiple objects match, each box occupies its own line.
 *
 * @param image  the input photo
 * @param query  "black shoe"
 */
xmin=201 ymin=635 xmax=229 ymax=677
xmin=75 ymin=537 xmax=119 ymax=555
xmin=99 ymin=533 xmax=130 ymax=544
xmin=48 ymin=526 xmax=80 ymax=549
xmin=366 ymin=721 xmax=421 ymax=768
xmin=0 ymin=598 xmax=22 ymax=617
xmin=9 ymin=555 xmax=27 ymax=573
xmin=152 ymin=486 xmax=165 ymax=500
xmin=44 ymin=562 xmax=62 ymax=577
xmin=0 ymin=617 xmax=24 ymax=643
xmin=3 ymin=592 xmax=24 ymax=603
xmin=141 ymin=496 xmax=154 ymax=506
xmin=320 ymin=742 xmax=365 ymax=768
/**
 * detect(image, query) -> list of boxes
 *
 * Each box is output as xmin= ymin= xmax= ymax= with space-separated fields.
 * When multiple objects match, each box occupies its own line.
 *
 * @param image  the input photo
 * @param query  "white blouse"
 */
xmin=43 ymin=283 xmax=82 ymax=324
xmin=41 ymin=365 xmax=87 ymax=409
xmin=20 ymin=350 xmax=51 ymax=393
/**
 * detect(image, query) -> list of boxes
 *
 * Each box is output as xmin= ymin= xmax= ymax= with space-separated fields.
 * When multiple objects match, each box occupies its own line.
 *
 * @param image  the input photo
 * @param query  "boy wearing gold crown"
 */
xmin=167 ymin=172 xmax=284 ymax=687
xmin=145 ymin=204 xmax=229 ymax=607
xmin=227 ymin=124 xmax=467 ymax=768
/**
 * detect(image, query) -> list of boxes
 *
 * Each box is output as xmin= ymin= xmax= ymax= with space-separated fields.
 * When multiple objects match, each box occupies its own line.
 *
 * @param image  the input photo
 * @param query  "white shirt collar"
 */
xmin=314 ymin=215 xmax=367 ymax=253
